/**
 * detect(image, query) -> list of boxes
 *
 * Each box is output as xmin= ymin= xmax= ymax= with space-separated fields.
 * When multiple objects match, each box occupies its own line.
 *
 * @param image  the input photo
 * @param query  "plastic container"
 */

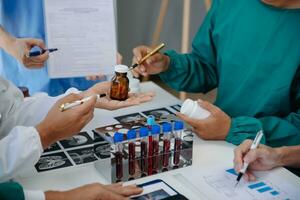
xmin=173 ymin=121 xmax=184 ymax=167
xmin=150 ymin=124 xmax=160 ymax=174
xmin=180 ymin=98 xmax=211 ymax=119
xmin=127 ymin=130 xmax=136 ymax=177
xmin=113 ymin=132 xmax=124 ymax=181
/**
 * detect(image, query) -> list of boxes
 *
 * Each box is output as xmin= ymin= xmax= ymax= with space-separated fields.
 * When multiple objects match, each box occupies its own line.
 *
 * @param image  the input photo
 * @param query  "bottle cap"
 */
xmin=174 ymin=121 xmax=184 ymax=130
xmin=162 ymin=122 xmax=172 ymax=133
xmin=147 ymin=115 xmax=156 ymax=126
xmin=114 ymin=132 xmax=123 ymax=143
xmin=151 ymin=124 xmax=161 ymax=135
xmin=114 ymin=65 xmax=128 ymax=73
xmin=127 ymin=129 xmax=137 ymax=140
xmin=139 ymin=127 xmax=149 ymax=137
xmin=180 ymin=98 xmax=194 ymax=116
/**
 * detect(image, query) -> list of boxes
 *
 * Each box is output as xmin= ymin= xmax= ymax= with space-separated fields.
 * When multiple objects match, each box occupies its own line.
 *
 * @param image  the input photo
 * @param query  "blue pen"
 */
xmin=29 ymin=48 xmax=58 ymax=57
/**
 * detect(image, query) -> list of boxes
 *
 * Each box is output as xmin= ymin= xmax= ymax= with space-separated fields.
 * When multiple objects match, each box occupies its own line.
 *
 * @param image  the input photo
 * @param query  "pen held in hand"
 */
xmin=59 ymin=94 xmax=106 ymax=112
xmin=235 ymin=130 xmax=264 ymax=187
xmin=29 ymin=48 xmax=58 ymax=57
xmin=129 ymin=43 xmax=165 ymax=71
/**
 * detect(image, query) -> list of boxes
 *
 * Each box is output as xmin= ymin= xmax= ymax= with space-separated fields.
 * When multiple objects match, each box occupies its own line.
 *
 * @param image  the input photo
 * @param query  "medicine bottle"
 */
xmin=110 ymin=65 xmax=129 ymax=101
xmin=180 ymin=99 xmax=211 ymax=119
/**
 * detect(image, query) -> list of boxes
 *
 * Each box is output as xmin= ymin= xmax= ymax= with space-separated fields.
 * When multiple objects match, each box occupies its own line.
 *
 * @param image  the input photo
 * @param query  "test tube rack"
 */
xmin=94 ymin=124 xmax=194 ymax=183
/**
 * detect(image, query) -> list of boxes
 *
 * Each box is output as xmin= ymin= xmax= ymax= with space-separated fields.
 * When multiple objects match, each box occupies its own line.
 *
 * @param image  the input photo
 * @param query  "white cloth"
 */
xmin=0 ymin=76 xmax=79 ymax=200
xmin=24 ymin=189 xmax=45 ymax=200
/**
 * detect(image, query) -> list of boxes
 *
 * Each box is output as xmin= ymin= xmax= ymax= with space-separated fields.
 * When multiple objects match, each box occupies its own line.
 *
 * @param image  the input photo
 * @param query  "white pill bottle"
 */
xmin=180 ymin=99 xmax=211 ymax=119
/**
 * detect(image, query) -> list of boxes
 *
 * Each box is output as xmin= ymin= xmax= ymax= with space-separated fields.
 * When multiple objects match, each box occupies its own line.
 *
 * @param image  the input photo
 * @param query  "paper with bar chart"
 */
xmin=184 ymin=167 xmax=299 ymax=200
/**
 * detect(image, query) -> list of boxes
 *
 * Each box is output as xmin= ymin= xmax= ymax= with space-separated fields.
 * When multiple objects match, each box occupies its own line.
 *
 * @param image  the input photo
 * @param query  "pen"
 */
xmin=129 ymin=43 xmax=165 ymax=70
xmin=59 ymin=94 xmax=106 ymax=112
xmin=235 ymin=130 xmax=264 ymax=187
xmin=29 ymin=48 xmax=58 ymax=57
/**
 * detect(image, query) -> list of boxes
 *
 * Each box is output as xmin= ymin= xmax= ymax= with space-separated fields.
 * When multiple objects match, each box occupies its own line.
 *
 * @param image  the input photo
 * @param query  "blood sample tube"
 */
xmin=173 ymin=121 xmax=184 ymax=167
xmin=162 ymin=122 xmax=172 ymax=170
xmin=146 ymin=115 xmax=155 ymax=175
xmin=127 ymin=129 xmax=136 ymax=178
xmin=113 ymin=132 xmax=124 ymax=181
xmin=139 ymin=127 xmax=149 ymax=176
xmin=151 ymin=124 xmax=160 ymax=174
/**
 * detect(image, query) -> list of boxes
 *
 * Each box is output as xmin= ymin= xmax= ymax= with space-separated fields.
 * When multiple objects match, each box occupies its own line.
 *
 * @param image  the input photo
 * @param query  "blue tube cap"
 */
xmin=151 ymin=124 xmax=161 ymax=135
xmin=174 ymin=121 xmax=184 ymax=130
xmin=114 ymin=132 xmax=123 ymax=143
xmin=147 ymin=115 xmax=156 ymax=126
xmin=139 ymin=127 xmax=149 ymax=137
xmin=127 ymin=129 xmax=137 ymax=140
xmin=162 ymin=122 xmax=172 ymax=133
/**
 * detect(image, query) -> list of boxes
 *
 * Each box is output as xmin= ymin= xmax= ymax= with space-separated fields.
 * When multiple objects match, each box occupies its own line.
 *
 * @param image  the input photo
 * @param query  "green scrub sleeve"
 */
xmin=159 ymin=0 xmax=219 ymax=93
xmin=0 ymin=182 xmax=25 ymax=200
xmin=227 ymin=70 xmax=300 ymax=147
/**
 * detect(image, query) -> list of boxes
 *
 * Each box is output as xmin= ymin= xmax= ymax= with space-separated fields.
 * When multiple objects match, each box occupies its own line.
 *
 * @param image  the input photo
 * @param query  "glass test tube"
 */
xmin=162 ymin=122 xmax=172 ymax=169
xmin=127 ymin=130 xmax=136 ymax=177
xmin=151 ymin=124 xmax=160 ymax=174
xmin=113 ymin=132 xmax=124 ymax=181
xmin=146 ymin=115 xmax=155 ymax=175
xmin=139 ymin=127 xmax=149 ymax=176
xmin=173 ymin=121 xmax=184 ymax=167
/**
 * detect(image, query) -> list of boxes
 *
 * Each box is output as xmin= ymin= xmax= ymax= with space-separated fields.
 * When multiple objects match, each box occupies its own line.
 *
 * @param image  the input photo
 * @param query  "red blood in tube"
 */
xmin=174 ymin=138 xmax=182 ymax=166
xmin=148 ymin=139 xmax=153 ymax=175
xmin=115 ymin=151 xmax=123 ymax=180
xmin=163 ymin=139 xmax=170 ymax=168
xmin=141 ymin=141 xmax=147 ymax=174
xmin=152 ymin=140 xmax=159 ymax=173
xmin=128 ymin=142 xmax=135 ymax=176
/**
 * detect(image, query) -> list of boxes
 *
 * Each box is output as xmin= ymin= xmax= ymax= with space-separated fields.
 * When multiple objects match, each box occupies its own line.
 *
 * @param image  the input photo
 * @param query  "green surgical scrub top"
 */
xmin=0 ymin=182 xmax=24 ymax=200
xmin=160 ymin=0 xmax=300 ymax=147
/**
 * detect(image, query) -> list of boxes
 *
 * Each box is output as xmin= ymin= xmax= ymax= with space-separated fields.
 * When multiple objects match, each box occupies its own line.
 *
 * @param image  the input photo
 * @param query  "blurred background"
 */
xmin=116 ymin=0 xmax=216 ymax=102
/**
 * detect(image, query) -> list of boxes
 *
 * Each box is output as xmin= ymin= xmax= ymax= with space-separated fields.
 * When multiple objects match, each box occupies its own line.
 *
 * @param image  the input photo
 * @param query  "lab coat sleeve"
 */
xmin=0 ymin=182 xmax=25 ymax=200
xmin=226 ymin=70 xmax=300 ymax=147
xmin=24 ymin=190 xmax=45 ymax=200
xmin=159 ymin=0 xmax=219 ymax=93
xmin=0 ymin=126 xmax=43 ymax=182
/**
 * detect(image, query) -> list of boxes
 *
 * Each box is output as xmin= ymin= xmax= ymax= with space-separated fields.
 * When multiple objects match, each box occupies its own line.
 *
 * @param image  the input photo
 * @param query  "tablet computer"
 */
xmin=132 ymin=179 xmax=188 ymax=200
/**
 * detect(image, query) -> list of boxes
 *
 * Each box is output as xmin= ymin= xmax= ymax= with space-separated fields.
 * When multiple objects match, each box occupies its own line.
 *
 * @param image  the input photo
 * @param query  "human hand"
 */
xmin=233 ymin=139 xmax=282 ymax=181
xmin=176 ymin=100 xmax=231 ymax=140
xmin=82 ymin=81 xmax=155 ymax=110
xmin=86 ymin=52 xmax=123 ymax=81
xmin=36 ymin=93 xmax=96 ymax=149
xmin=9 ymin=38 xmax=49 ymax=68
xmin=132 ymin=45 xmax=170 ymax=77
xmin=45 ymin=182 xmax=143 ymax=200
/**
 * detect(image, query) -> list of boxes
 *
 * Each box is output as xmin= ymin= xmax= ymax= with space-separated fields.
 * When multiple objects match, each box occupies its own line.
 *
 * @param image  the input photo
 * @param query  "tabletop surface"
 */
xmin=17 ymin=82 xmax=300 ymax=200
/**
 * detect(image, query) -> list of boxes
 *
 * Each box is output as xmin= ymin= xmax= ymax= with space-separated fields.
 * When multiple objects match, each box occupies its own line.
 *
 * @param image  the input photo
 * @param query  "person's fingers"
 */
xmin=72 ymin=95 xmax=97 ymax=115
xmin=176 ymin=112 xmax=203 ymax=128
xmin=233 ymin=140 xmax=253 ymax=173
xmin=198 ymin=100 xmax=220 ymax=115
xmin=108 ymin=185 xmax=143 ymax=197
xmin=92 ymin=81 xmax=111 ymax=94
xmin=244 ymin=171 xmax=256 ymax=182
xmin=145 ymin=53 xmax=164 ymax=65
xmin=132 ymin=46 xmax=150 ymax=61
xmin=243 ymin=149 xmax=261 ymax=164
xmin=58 ymin=93 xmax=82 ymax=105
xmin=117 ymin=52 xmax=123 ymax=64
xmin=27 ymin=38 xmax=46 ymax=49
xmin=30 ymin=51 xmax=49 ymax=63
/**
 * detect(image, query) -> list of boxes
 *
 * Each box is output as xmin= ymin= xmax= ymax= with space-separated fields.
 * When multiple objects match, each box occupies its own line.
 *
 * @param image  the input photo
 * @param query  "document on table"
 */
xmin=44 ymin=0 xmax=116 ymax=78
xmin=182 ymin=167 xmax=300 ymax=200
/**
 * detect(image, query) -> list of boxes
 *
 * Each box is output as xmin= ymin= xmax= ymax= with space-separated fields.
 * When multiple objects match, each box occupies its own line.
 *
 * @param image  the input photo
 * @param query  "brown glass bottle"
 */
xmin=110 ymin=65 xmax=129 ymax=101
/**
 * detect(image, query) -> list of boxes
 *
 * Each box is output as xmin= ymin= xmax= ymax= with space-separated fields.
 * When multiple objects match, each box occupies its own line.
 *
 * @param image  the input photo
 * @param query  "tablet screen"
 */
xmin=132 ymin=180 xmax=178 ymax=200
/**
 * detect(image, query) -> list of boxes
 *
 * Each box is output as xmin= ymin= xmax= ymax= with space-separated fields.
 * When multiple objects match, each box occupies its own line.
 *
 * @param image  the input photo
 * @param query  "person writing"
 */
xmin=233 ymin=139 xmax=300 ymax=181
xmin=132 ymin=0 xmax=300 ymax=147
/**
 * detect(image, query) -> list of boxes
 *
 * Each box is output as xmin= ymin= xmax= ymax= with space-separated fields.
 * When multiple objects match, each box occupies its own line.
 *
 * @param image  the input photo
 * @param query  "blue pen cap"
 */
xmin=139 ymin=127 xmax=149 ymax=137
xmin=147 ymin=115 xmax=156 ymax=126
xmin=127 ymin=129 xmax=137 ymax=140
xmin=174 ymin=121 xmax=184 ymax=131
xmin=114 ymin=132 xmax=123 ymax=143
xmin=162 ymin=122 xmax=172 ymax=133
xmin=151 ymin=124 xmax=161 ymax=135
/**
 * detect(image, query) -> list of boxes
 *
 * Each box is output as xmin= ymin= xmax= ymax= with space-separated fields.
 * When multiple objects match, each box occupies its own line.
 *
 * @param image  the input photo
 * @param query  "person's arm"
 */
xmin=227 ymin=69 xmax=300 ymax=147
xmin=278 ymin=145 xmax=300 ymax=168
xmin=0 ymin=182 xmax=25 ymax=200
xmin=0 ymin=26 xmax=48 ymax=68
xmin=158 ymin=0 xmax=219 ymax=93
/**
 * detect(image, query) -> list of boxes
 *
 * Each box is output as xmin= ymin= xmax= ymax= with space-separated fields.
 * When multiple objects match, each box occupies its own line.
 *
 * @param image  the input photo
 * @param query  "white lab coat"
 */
xmin=0 ymin=76 xmax=78 ymax=200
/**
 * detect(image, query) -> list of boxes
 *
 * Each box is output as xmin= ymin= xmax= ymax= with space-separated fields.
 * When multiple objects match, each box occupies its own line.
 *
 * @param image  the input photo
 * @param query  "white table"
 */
xmin=18 ymin=82 xmax=300 ymax=200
